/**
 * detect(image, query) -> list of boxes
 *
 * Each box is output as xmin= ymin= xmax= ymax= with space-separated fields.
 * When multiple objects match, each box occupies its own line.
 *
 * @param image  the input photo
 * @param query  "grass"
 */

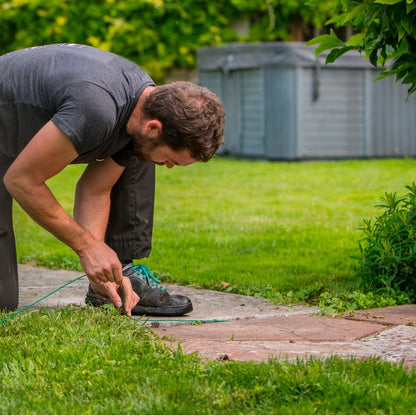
xmin=5 ymin=157 xmax=416 ymax=414
xmin=0 ymin=306 xmax=415 ymax=415
xmin=14 ymin=157 xmax=416 ymax=301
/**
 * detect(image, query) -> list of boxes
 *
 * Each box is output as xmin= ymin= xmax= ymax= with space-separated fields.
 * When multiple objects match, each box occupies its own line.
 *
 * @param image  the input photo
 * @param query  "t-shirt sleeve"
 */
xmin=51 ymin=82 xmax=117 ymax=155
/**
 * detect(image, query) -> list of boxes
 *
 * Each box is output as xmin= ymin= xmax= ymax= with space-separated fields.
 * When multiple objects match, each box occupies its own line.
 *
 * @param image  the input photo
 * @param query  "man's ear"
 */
xmin=144 ymin=119 xmax=162 ymax=140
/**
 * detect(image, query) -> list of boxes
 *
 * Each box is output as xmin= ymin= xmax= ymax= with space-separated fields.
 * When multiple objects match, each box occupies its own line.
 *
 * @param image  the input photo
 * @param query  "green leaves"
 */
xmin=0 ymin=0 xmax=243 ymax=82
xmin=306 ymin=30 xmax=356 ymax=64
xmin=325 ymin=46 xmax=355 ymax=63
xmin=307 ymin=30 xmax=345 ymax=52
xmin=355 ymin=184 xmax=416 ymax=299
xmin=308 ymin=0 xmax=416 ymax=96
xmin=0 ymin=0 xmax=351 ymax=81
xmin=375 ymin=0 xmax=404 ymax=5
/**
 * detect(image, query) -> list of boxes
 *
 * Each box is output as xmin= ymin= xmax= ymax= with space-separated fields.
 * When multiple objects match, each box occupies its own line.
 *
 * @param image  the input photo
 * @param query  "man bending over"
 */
xmin=0 ymin=43 xmax=225 ymax=317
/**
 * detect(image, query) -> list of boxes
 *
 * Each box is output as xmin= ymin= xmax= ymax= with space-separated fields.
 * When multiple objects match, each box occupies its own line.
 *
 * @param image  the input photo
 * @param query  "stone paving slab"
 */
xmin=343 ymin=304 xmax=416 ymax=326
xmin=152 ymin=315 xmax=387 ymax=363
xmin=161 ymin=339 xmax=381 ymax=363
xmin=153 ymin=315 xmax=385 ymax=342
xmin=15 ymin=265 xmax=416 ymax=367
xmin=359 ymin=325 xmax=416 ymax=368
xmin=154 ymin=317 xmax=416 ymax=366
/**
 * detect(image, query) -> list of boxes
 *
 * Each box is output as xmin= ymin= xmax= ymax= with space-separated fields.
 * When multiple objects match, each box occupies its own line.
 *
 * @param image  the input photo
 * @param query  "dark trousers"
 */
xmin=0 ymin=156 xmax=18 ymax=310
xmin=0 ymin=155 xmax=155 ymax=310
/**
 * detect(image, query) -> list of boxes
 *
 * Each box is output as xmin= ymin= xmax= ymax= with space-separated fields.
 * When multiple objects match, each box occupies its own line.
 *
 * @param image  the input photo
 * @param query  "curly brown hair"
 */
xmin=142 ymin=81 xmax=225 ymax=162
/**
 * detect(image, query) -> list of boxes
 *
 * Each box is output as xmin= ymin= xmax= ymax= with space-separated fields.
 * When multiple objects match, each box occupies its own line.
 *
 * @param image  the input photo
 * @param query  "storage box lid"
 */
xmin=197 ymin=42 xmax=373 ymax=72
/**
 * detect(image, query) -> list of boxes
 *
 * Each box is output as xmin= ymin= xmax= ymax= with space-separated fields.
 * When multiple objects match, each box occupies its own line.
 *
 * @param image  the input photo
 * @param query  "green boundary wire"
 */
xmin=0 ymin=274 xmax=86 ymax=324
xmin=0 ymin=273 xmax=229 ymax=325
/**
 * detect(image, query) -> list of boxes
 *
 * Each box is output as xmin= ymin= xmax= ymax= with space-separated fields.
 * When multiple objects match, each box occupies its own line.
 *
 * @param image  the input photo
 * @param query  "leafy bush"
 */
xmin=354 ymin=183 xmax=416 ymax=299
xmin=0 ymin=0 xmax=239 ymax=82
xmin=0 ymin=0 xmax=343 ymax=82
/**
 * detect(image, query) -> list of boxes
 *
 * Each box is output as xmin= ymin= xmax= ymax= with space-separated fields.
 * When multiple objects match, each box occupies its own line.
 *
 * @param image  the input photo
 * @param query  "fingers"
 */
xmin=89 ymin=278 xmax=139 ymax=318
xmin=86 ymin=264 xmax=123 ymax=285
xmin=105 ymin=283 xmax=124 ymax=310
xmin=117 ymin=276 xmax=140 ymax=317
xmin=89 ymin=281 xmax=123 ymax=309
xmin=101 ymin=267 xmax=121 ymax=284
xmin=112 ymin=266 xmax=124 ymax=285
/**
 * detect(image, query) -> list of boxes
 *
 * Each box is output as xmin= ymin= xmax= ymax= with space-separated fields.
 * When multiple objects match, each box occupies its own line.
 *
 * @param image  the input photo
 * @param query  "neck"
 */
xmin=126 ymin=85 xmax=155 ymax=136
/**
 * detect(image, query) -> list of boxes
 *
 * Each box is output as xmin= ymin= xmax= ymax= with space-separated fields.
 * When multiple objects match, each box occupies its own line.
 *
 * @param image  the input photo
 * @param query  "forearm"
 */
xmin=5 ymin=178 xmax=94 ymax=255
xmin=74 ymin=185 xmax=111 ymax=242
xmin=7 ymin=176 xmax=124 ymax=288
xmin=73 ymin=158 xmax=125 ymax=242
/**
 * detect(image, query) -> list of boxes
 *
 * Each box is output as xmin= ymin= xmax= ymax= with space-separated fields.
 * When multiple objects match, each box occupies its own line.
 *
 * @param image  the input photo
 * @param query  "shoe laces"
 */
xmin=132 ymin=264 xmax=166 ymax=291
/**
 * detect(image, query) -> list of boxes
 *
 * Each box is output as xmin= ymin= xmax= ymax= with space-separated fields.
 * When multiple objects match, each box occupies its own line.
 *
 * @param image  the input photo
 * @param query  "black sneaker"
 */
xmin=85 ymin=264 xmax=193 ymax=316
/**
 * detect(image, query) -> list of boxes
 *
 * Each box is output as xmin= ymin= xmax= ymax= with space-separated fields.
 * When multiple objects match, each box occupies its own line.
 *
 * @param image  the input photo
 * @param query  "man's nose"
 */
xmin=165 ymin=161 xmax=175 ymax=169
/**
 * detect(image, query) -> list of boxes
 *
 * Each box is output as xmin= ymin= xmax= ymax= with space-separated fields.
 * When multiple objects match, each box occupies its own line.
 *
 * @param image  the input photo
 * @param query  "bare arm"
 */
xmin=3 ymin=121 xmax=138 ymax=315
xmin=73 ymin=157 xmax=140 ymax=315
xmin=4 ymin=121 xmax=92 ymax=253
xmin=74 ymin=158 xmax=125 ymax=242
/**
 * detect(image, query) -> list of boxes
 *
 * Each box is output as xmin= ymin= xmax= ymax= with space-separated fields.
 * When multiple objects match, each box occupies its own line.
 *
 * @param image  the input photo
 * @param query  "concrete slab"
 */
xmin=17 ymin=264 xmax=318 ymax=323
xmin=18 ymin=265 xmax=89 ymax=308
xmin=151 ymin=283 xmax=319 ymax=323
xmin=14 ymin=265 xmax=416 ymax=367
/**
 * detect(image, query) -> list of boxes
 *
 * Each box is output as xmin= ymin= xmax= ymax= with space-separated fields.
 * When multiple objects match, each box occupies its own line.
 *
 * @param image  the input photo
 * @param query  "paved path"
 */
xmin=17 ymin=264 xmax=416 ymax=367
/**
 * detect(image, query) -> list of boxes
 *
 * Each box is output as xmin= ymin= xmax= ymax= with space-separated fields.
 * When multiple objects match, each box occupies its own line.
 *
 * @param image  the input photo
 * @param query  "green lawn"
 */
xmin=1 ymin=306 xmax=415 ymax=415
xmin=14 ymin=157 xmax=416 ymax=300
xmin=4 ymin=157 xmax=416 ymax=414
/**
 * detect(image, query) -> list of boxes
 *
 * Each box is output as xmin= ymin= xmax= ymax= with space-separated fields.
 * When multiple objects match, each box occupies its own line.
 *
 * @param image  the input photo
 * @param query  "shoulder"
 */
xmin=53 ymin=82 xmax=119 ymax=130
xmin=51 ymin=82 xmax=119 ymax=154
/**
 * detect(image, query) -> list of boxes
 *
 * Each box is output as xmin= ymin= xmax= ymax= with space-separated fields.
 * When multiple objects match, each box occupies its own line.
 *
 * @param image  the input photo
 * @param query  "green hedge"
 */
xmin=0 ymin=0 xmax=235 ymax=81
xmin=0 ymin=0 xmax=339 ymax=82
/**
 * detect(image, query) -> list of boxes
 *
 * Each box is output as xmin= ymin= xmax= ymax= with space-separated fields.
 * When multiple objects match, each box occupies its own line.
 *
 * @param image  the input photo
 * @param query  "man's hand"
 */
xmin=90 ymin=276 xmax=140 ymax=317
xmin=78 ymin=240 xmax=139 ymax=316
xmin=78 ymin=239 xmax=125 ymax=284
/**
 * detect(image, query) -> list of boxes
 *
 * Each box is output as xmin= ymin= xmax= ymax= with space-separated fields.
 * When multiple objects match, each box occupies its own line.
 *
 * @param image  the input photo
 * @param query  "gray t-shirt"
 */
xmin=0 ymin=43 xmax=155 ymax=166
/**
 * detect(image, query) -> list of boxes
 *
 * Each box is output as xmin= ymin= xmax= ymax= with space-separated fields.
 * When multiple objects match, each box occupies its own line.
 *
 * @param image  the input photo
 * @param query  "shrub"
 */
xmin=354 ymin=183 xmax=416 ymax=299
xmin=0 ymin=0 xmax=343 ymax=83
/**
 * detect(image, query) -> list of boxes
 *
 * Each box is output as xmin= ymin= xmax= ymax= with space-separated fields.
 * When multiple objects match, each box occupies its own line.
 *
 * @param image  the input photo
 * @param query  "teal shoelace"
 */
xmin=131 ymin=264 xmax=166 ymax=291
xmin=121 ymin=264 xmax=166 ymax=316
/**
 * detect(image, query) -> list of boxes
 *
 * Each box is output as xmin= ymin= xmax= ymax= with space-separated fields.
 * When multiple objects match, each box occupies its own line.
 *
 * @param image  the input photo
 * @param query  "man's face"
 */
xmin=150 ymin=145 xmax=196 ymax=169
xmin=132 ymin=130 xmax=196 ymax=168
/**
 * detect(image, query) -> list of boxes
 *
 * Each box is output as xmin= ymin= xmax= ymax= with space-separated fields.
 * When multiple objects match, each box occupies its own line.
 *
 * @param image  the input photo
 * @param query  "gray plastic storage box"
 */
xmin=197 ymin=42 xmax=416 ymax=160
